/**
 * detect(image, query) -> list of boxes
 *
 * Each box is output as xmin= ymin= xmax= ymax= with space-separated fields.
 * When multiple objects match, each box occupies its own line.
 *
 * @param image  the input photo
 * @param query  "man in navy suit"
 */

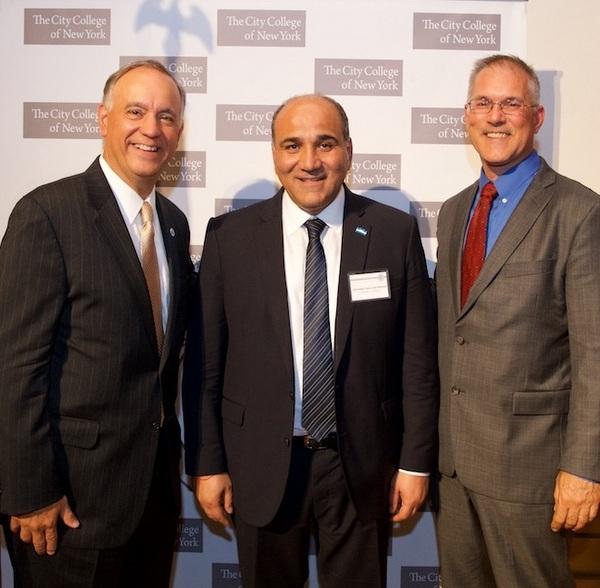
xmin=184 ymin=94 xmax=438 ymax=587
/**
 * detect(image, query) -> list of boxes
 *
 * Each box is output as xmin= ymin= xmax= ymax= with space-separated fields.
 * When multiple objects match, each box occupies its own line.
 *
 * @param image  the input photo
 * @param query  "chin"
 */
xmin=134 ymin=165 xmax=162 ymax=178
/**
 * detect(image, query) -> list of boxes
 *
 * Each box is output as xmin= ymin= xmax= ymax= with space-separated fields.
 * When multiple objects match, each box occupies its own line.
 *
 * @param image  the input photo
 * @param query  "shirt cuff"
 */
xmin=398 ymin=468 xmax=429 ymax=477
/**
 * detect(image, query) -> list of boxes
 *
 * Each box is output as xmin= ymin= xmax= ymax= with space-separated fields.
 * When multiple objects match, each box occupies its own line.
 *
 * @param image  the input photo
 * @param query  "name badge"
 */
xmin=348 ymin=270 xmax=391 ymax=302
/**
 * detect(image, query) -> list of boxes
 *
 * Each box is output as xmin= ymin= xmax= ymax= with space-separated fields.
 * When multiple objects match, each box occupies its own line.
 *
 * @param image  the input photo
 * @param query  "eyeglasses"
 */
xmin=466 ymin=97 xmax=538 ymax=115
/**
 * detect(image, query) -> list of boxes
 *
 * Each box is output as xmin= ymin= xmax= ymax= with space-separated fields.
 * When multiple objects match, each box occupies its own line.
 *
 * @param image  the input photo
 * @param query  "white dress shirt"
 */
xmin=99 ymin=156 xmax=170 ymax=331
xmin=282 ymin=187 xmax=344 ymax=435
xmin=282 ymin=187 xmax=427 ymax=477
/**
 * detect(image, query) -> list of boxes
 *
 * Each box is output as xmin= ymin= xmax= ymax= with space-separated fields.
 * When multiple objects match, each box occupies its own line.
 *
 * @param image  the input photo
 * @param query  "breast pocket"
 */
xmin=222 ymin=397 xmax=245 ymax=427
xmin=500 ymin=259 xmax=555 ymax=278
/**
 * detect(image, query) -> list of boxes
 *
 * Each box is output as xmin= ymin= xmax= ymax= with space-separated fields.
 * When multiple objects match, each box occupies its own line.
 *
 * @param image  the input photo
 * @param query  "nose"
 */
xmin=487 ymin=102 xmax=506 ymax=124
xmin=299 ymin=146 xmax=321 ymax=171
xmin=140 ymin=114 xmax=160 ymax=137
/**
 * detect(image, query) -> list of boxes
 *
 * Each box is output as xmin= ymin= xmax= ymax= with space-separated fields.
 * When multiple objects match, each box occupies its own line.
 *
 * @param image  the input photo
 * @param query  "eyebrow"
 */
xmin=125 ymin=101 xmax=148 ymax=110
xmin=315 ymin=134 xmax=339 ymax=142
xmin=278 ymin=134 xmax=340 ymax=146
xmin=159 ymin=107 xmax=178 ymax=117
xmin=124 ymin=101 xmax=178 ymax=116
xmin=472 ymin=95 xmax=523 ymax=101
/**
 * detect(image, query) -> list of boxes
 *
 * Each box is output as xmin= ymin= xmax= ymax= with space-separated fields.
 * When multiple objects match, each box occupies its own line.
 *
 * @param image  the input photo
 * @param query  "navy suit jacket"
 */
xmin=184 ymin=187 xmax=438 ymax=526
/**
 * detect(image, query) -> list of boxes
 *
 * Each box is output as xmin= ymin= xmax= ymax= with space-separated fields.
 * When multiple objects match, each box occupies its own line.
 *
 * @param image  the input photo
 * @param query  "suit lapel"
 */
xmin=86 ymin=158 xmax=159 ymax=356
xmin=156 ymin=194 xmax=181 ymax=367
xmin=334 ymin=189 xmax=370 ymax=370
xmin=254 ymin=191 xmax=294 ymax=384
xmin=449 ymin=182 xmax=478 ymax=318
xmin=459 ymin=162 xmax=556 ymax=317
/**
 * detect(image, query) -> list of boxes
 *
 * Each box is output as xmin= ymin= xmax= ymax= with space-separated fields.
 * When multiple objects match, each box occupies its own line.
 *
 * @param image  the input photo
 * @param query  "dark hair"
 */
xmin=270 ymin=94 xmax=350 ymax=143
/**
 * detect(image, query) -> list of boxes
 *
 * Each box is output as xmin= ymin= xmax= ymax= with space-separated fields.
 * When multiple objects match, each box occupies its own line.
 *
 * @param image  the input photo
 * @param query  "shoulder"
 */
xmin=207 ymin=192 xmax=280 ymax=233
xmin=15 ymin=158 xmax=111 ymax=218
xmin=539 ymin=159 xmax=599 ymax=203
xmin=345 ymin=189 xmax=417 ymax=231
xmin=439 ymin=181 xmax=477 ymax=215
xmin=6 ymin=168 xmax=91 ymax=232
xmin=22 ymin=169 xmax=88 ymax=208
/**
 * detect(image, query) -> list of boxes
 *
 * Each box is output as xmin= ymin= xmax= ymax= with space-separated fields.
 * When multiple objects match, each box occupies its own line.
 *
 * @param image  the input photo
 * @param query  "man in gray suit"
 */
xmin=436 ymin=54 xmax=600 ymax=587
xmin=0 ymin=60 xmax=192 ymax=587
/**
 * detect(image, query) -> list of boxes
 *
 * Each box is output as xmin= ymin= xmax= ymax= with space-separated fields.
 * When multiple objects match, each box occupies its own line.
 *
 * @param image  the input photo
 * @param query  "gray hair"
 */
xmin=468 ymin=54 xmax=540 ymax=105
xmin=102 ymin=59 xmax=186 ymax=114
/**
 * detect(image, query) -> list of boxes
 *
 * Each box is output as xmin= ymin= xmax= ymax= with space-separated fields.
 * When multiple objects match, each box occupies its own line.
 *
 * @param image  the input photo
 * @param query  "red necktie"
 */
xmin=461 ymin=182 xmax=497 ymax=308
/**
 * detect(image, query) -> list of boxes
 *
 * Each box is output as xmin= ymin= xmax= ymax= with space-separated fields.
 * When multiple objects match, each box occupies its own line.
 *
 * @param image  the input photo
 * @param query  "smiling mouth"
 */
xmin=132 ymin=143 xmax=159 ymax=152
xmin=485 ymin=131 xmax=511 ymax=138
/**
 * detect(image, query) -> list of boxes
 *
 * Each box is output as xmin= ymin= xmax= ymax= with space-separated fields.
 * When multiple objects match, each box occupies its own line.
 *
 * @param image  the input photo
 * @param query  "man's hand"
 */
xmin=389 ymin=471 xmax=429 ymax=522
xmin=194 ymin=473 xmax=234 ymax=527
xmin=10 ymin=496 xmax=80 ymax=555
xmin=551 ymin=470 xmax=600 ymax=532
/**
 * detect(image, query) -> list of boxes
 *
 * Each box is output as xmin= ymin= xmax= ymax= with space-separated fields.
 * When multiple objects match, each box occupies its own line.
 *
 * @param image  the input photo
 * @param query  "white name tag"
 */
xmin=348 ymin=270 xmax=391 ymax=302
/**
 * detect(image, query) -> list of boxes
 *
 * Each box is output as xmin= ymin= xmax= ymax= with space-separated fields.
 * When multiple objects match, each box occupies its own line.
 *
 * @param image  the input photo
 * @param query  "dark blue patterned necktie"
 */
xmin=301 ymin=218 xmax=336 ymax=441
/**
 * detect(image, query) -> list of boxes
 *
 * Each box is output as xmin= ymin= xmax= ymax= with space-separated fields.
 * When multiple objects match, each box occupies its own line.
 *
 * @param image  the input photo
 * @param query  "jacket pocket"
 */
xmin=512 ymin=389 xmax=570 ymax=415
xmin=222 ymin=397 xmax=245 ymax=426
xmin=58 ymin=416 xmax=100 ymax=449
xmin=501 ymin=259 xmax=555 ymax=278
xmin=381 ymin=398 xmax=399 ymax=422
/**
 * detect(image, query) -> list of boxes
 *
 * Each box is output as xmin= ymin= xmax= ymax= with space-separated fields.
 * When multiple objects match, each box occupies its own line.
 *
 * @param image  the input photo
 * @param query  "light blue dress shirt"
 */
xmin=467 ymin=151 xmax=541 ymax=257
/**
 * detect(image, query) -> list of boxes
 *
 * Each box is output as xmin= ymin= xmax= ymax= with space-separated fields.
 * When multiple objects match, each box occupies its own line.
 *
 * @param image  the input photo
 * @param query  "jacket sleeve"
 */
xmin=183 ymin=217 xmax=229 ymax=476
xmin=398 ymin=216 xmax=439 ymax=473
xmin=0 ymin=195 xmax=67 ymax=514
xmin=560 ymin=199 xmax=600 ymax=481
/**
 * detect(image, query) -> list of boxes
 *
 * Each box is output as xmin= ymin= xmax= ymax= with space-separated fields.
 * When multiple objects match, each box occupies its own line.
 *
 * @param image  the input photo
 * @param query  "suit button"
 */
xmin=451 ymin=386 xmax=461 ymax=396
xmin=151 ymin=421 xmax=161 ymax=431
xmin=455 ymin=336 xmax=465 ymax=345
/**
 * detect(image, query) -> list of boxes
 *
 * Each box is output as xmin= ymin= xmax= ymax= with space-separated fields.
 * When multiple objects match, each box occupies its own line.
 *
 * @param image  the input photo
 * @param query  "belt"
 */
xmin=294 ymin=433 xmax=338 ymax=451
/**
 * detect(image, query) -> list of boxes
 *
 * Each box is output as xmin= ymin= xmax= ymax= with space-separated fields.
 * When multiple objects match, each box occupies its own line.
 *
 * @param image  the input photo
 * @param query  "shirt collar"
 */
xmin=99 ymin=155 xmax=157 ymax=227
xmin=282 ymin=185 xmax=345 ymax=236
xmin=479 ymin=151 xmax=541 ymax=198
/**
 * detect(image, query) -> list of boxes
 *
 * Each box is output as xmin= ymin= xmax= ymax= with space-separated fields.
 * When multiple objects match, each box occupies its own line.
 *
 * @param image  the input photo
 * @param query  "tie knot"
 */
xmin=480 ymin=182 xmax=498 ymax=203
xmin=141 ymin=201 xmax=154 ymax=225
xmin=305 ymin=218 xmax=327 ymax=241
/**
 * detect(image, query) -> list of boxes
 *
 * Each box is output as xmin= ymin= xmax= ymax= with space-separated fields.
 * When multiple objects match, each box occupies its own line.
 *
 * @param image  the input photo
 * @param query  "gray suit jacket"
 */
xmin=0 ymin=158 xmax=193 ymax=548
xmin=436 ymin=158 xmax=600 ymax=504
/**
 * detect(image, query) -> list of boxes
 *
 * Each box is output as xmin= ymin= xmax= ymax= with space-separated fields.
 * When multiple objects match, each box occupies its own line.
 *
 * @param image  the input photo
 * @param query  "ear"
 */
xmin=345 ymin=137 xmax=353 ymax=161
xmin=533 ymin=105 xmax=545 ymax=134
xmin=98 ymin=104 xmax=109 ymax=139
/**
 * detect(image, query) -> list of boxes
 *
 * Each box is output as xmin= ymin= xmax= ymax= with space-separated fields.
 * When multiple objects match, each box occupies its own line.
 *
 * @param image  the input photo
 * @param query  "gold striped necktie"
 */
xmin=140 ymin=201 xmax=164 ymax=354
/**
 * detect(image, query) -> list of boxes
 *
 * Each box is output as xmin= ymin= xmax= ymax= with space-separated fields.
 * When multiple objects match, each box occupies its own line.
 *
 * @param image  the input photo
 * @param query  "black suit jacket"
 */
xmin=0 ymin=158 xmax=193 ymax=548
xmin=184 ymin=187 xmax=438 ymax=527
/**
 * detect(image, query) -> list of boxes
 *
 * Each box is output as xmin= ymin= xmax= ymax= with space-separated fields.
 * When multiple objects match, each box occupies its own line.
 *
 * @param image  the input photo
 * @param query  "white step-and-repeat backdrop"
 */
xmin=0 ymin=1 xmax=529 ymax=586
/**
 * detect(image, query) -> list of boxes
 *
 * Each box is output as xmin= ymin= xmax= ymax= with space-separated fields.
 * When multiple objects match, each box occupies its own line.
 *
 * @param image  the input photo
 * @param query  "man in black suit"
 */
xmin=184 ymin=95 xmax=438 ymax=587
xmin=0 ymin=60 xmax=193 ymax=587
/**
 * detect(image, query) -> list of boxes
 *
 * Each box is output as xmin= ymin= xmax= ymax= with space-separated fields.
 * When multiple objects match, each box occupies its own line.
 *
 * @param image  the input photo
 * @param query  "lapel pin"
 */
xmin=355 ymin=226 xmax=368 ymax=237
xmin=170 ymin=227 xmax=176 ymax=237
